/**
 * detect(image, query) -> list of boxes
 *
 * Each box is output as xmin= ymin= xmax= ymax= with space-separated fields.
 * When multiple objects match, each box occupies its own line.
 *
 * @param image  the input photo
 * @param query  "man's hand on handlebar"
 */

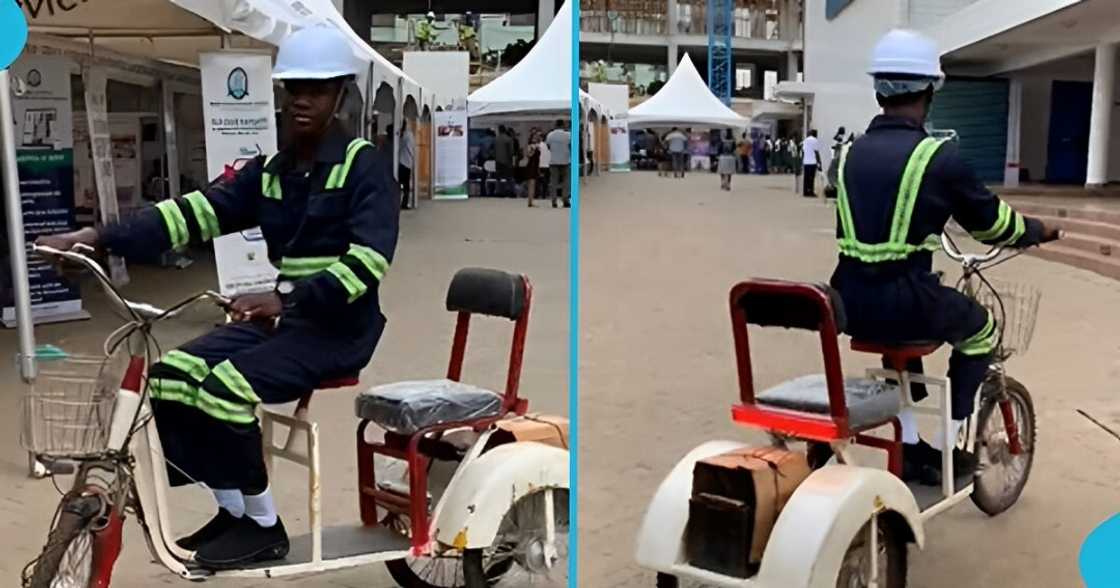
xmin=229 ymin=292 xmax=282 ymax=323
xmin=34 ymin=228 xmax=101 ymax=253
xmin=1040 ymin=222 xmax=1063 ymax=244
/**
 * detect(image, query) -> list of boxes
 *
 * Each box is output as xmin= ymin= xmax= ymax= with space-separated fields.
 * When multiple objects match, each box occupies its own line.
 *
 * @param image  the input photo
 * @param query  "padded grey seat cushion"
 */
xmin=356 ymin=379 xmax=504 ymax=434
xmin=756 ymin=374 xmax=901 ymax=429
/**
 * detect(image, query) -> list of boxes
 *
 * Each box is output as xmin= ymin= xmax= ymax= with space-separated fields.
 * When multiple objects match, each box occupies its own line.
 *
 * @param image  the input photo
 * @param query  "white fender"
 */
xmin=635 ymin=440 xmax=752 ymax=572
xmin=755 ymin=465 xmax=924 ymax=588
xmin=433 ymin=441 xmax=568 ymax=549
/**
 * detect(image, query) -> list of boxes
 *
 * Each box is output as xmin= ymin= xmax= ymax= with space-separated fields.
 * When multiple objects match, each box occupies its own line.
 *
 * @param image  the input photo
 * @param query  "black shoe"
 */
xmin=552 ymin=199 xmax=558 ymax=208
xmin=175 ymin=508 xmax=240 ymax=552
xmin=902 ymin=441 xmax=942 ymax=486
xmin=563 ymin=201 xmax=571 ymax=208
xmin=195 ymin=517 xmax=289 ymax=570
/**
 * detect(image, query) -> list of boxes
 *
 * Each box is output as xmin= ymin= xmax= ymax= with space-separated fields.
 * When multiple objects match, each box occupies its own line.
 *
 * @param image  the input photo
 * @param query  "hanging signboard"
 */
xmin=608 ymin=119 xmax=630 ymax=172
xmin=84 ymin=66 xmax=129 ymax=286
xmin=433 ymin=109 xmax=468 ymax=199
xmin=200 ymin=51 xmax=278 ymax=295
xmin=2 ymin=55 xmax=87 ymax=326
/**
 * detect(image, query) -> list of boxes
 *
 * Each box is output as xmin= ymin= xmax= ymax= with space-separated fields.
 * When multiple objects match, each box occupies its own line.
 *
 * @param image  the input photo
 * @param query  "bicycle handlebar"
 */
xmin=32 ymin=244 xmax=228 ymax=323
xmin=940 ymin=233 xmax=1004 ymax=265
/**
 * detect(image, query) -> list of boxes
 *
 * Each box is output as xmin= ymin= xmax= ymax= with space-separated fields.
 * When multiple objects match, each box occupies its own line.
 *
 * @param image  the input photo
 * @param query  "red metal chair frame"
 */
xmin=356 ymin=276 xmax=533 ymax=552
xmin=727 ymin=279 xmax=902 ymax=476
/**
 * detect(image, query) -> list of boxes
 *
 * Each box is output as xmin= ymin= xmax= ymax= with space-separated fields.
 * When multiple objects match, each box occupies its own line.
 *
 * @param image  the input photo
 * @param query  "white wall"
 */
xmin=908 ymin=0 xmax=981 ymax=31
xmin=804 ymin=0 xmax=904 ymax=166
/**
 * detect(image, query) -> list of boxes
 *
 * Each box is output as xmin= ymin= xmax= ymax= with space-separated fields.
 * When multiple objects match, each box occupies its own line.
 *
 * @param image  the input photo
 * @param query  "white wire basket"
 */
xmin=974 ymin=279 xmax=1041 ymax=358
xmin=21 ymin=353 xmax=127 ymax=458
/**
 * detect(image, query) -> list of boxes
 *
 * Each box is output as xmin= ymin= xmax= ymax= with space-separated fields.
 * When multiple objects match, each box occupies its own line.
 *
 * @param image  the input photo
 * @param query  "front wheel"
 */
xmin=23 ymin=493 xmax=104 ymax=588
xmin=970 ymin=375 xmax=1036 ymax=516
xmin=835 ymin=518 xmax=907 ymax=588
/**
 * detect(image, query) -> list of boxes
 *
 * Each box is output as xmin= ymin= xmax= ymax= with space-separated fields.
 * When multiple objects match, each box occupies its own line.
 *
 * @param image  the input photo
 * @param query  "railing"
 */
xmin=580 ymin=0 xmax=791 ymax=40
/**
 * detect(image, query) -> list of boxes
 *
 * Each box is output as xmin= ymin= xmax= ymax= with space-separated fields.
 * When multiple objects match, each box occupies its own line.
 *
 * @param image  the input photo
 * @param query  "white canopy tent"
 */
xmin=467 ymin=1 xmax=571 ymax=120
xmin=628 ymin=53 xmax=747 ymax=129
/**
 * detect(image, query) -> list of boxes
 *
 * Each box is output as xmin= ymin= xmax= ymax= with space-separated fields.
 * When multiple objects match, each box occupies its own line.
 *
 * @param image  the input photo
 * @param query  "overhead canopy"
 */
xmin=20 ymin=0 xmax=418 ymax=87
xmin=467 ymin=1 xmax=570 ymax=119
xmin=628 ymin=53 xmax=747 ymax=129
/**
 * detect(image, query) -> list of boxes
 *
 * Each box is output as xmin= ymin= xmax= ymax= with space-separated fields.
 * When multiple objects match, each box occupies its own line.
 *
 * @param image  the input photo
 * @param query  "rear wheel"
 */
xmin=383 ymin=513 xmax=510 ymax=588
xmin=24 ymin=494 xmax=104 ymax=588
xmin=971 ymin=375 xmax=1036 ymax=516
xmin=835 ymin=518 xmax=907 ymax=588
xmin=475 ymin=488 xmax=569 ymax=587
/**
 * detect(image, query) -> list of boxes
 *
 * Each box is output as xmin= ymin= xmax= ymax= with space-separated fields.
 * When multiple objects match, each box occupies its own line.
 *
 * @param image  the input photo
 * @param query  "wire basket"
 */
xmin=973 ymin=278 xmax=1041 ymax=358
xmin=21 ymin=353 xmax=128 ymax=459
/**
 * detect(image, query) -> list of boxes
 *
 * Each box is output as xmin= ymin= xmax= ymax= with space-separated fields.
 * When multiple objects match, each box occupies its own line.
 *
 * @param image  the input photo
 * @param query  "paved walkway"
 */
xmin=580 ymin=171 xmax=1120 ymax=587
xmin=0 ymin=198 xmax=569 ymax=587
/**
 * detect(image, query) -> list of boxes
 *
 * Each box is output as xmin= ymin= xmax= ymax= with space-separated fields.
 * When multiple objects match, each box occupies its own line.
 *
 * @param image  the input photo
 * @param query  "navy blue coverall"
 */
xmin=101 ymin=126 xmax=399 ymax=492
xmin=829 ymin=115 xmax=1042 ymax=420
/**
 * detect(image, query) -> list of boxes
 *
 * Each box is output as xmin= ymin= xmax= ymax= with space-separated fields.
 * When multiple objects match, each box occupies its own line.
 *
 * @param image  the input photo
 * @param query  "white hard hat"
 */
xmin=868 ymin=29 xmax=944 ymax=81
xmin=426 ymin=11 xmax=435 ymax=18
xmin=273 ymin=26 xmax=361 ymax=81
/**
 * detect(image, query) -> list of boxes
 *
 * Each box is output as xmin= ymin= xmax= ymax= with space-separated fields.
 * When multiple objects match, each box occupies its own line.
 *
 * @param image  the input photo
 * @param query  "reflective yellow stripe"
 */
xmin=212 ymin=360 xmax=261 ymax=404
xmin=155 ymin=200 xmax=189 ymax=249
xmin=149 ymin=379 xmax=256 ymax=424
xmin=835 ymin=145 xmax=857 ymax=242
xmin=327 ymin=262 xmax=368 ymax=302
xmin=183 ymin=191 xmax=220 ymax=242
xmin=971 ymin=201 xmax=1012 ymax=242
xmin=997 ymin=211 xmax=1026 ymax=246
xmin=161 ymin=350 xmax=210 ymax=382
xmin=892 ymin=138 xmax=946 ymax=244
xmin=325 ymin=139 xmax=372 ymax=190
xmin=346 ymin=244 xmax=390 ymax=282
xmin=262 ymin=154 xmax=281 ymax=200
xmin=956 ymin=311 xmax=997 ymax=356
xmin=280 ymin=256 xmax=339 ymax=277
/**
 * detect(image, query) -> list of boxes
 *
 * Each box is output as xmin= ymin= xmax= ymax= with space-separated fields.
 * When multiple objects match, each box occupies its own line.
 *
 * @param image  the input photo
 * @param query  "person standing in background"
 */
xmin=545 ymin=119 xmax=571 ymax=208
xmin=526 ymin=129 xmax=543 ymax=207
xmin=802 ymin=128 xmax=822 ymax=197
xmin=664 ymin=127 xmax=688 ymax=179
xmin=493 ymin=125 xmax=515 ymax=197
xmin=717 ymin=129 xmax=737 ymax=191
xmin=398 ymin=120 xmax=415 ymax=210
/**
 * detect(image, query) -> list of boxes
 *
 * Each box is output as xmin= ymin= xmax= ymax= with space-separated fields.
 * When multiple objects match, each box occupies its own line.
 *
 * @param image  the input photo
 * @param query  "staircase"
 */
xmin=1008 ymin=200 xmax=1120 ymax=281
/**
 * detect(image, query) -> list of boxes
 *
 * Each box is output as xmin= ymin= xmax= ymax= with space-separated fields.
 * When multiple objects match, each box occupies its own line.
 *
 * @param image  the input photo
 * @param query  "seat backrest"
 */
xmin=729 ymin=279 xmax=850 ymax=433
xmin=445 ymin=268 xmax=531 ymax=415
xmin=446 ymin=267 xmax=527 ymax=320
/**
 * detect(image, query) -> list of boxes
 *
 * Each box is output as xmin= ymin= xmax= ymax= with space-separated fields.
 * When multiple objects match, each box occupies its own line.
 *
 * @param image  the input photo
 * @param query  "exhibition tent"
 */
xmin=628 ymin=53 xmax=747 ymax=129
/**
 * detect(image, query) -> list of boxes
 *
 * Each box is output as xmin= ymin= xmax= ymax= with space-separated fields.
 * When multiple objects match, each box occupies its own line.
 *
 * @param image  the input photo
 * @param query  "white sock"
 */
xmin=899 ymin=409 xmax=920 ymax=445
xmin=211 ymin=488 xmax=244 ymax=518
xmin=244 ymin=487 xmax=279 ymax=528
xmin=931 ymin=419 xmax=965 ymax=450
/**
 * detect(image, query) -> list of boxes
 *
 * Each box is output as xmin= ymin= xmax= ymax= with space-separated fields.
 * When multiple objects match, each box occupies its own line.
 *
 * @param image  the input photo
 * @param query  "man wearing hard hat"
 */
xmin=416 ymin=11 xmax=437 ymax=50
xmin=36 ymin=26 xmax=399 ymax=568
xmin=827 ymin=30 xmax=1061 ymax=485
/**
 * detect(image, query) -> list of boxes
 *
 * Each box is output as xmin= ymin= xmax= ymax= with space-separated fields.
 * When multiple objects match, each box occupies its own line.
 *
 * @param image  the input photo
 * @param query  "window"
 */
xmin=736 ymin=68 xmax=753 ymax=90
xmin=826 ymin=0 xmax=855 ymax=20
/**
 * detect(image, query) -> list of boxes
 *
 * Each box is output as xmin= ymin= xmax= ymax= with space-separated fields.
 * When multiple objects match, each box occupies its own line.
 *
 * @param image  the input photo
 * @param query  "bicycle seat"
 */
xmin=850 ymin=339 xmax=941 ymax=370
xmin=355 ymin=379 xmax=504 ymax=434
xmin=756 ymin=374 xmax=901 ymax=430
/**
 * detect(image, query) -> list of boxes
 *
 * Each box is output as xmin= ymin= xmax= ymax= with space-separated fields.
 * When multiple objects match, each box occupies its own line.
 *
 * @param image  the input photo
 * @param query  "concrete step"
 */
xmin=1011 ymin=202 xmax=1120 ymax=226
xmin=1024 ymin=215 xmax=1120 ymax=243
xmin=1060 ymin=233 xmax=1120 ymax=258
xmin=1028 ymin=244 xmax=1120 ymax=281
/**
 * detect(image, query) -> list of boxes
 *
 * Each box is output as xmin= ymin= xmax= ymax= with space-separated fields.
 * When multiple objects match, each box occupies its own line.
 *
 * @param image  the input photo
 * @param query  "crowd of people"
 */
xmin=631 ymin=126 xmax=859 ymax=197
xmin=471 ymin=120 xmax=571 ymax=208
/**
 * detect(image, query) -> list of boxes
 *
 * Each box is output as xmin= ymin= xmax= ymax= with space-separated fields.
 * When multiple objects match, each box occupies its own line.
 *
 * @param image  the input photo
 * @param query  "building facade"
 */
xmin=579 ymin=0 xmax=804 ymax=125
xmin=784 ymin=0 xmax=1119 ymax=187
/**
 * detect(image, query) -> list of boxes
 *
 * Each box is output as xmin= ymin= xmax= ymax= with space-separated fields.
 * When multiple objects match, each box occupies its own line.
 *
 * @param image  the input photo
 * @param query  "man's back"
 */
xmin=494 ymin=133 xmax=515 ymax=165
xmin=665 ymin=131 xmax=687 ymax=153
xmin=546 ymin=129 xmax=570 ymax=165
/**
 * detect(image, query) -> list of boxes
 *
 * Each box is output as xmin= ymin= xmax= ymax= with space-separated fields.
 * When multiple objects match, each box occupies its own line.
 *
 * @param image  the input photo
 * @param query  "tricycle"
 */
xmin=636 ymin=233 xmax=1039 ymax=587
xmin=22 ymin=244 xmax=569 ymax=588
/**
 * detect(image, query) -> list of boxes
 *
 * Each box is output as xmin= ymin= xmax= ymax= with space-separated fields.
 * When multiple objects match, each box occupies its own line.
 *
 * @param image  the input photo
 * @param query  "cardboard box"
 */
xmin=692 ymin=447 xmax=811 ymax=564
xmin=491 ymin=414 xmax=569 ymax=449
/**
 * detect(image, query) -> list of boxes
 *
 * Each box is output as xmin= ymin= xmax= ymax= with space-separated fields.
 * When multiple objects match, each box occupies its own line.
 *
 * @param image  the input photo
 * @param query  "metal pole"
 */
xmin=0 ymin=70 xmax=37 ymax=382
